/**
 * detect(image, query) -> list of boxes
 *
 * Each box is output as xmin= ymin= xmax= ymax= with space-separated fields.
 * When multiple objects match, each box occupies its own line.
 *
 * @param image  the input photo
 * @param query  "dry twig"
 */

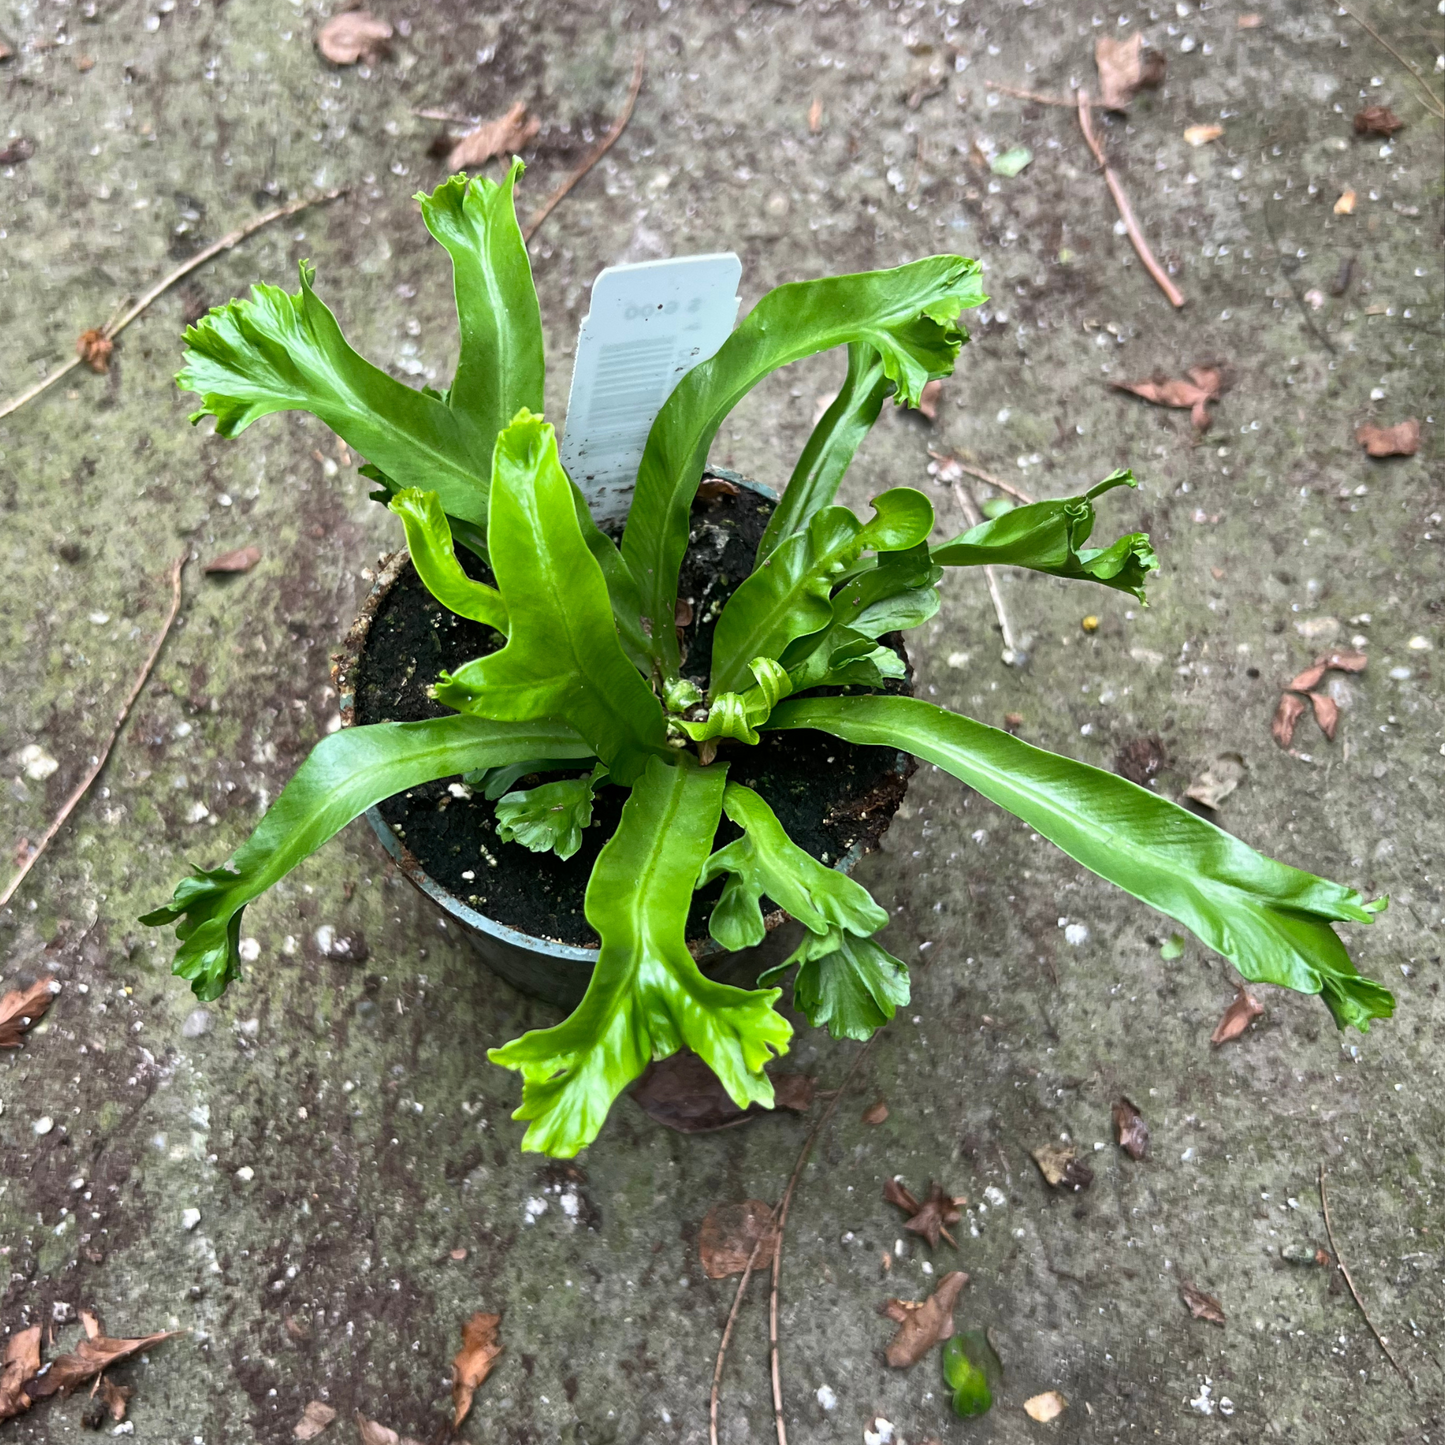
xmin=1075 ymin=91 xmax=1186 ymax=309
xmin=984 ymin=80 xmax=1074 ymax=108
xmin=1333 ymin=1 xmax=1444 ymax=120
xmin=0 ymin=191 xmax=346 ymax=422
xmin=948 ymin=481 xmax=1024 ymax=664
xmin=709 ymin=1227 xmax=772 ymax=1445
xmin=0 ymin=556 xmax=186 ymax=911
xmin=1318 ymin=1163 xmax=1412 ymax=1386
xmin=522 ymin=52 xmax=645 ymax=243
xmin=767 ymin=1037 xmax=878 ymax=1445
xmin=928 ymin=449 xmax=1036 ymax=505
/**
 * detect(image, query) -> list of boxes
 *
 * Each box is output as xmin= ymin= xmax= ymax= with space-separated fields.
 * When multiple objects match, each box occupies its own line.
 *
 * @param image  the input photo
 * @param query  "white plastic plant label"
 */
xmin=559 ymin=253 xmax=742 ymax=527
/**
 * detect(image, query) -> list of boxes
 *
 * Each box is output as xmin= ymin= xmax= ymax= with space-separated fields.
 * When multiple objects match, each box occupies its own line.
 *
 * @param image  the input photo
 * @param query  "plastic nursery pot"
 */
xmin=332 ymin=475 xmax=915 ymax=1012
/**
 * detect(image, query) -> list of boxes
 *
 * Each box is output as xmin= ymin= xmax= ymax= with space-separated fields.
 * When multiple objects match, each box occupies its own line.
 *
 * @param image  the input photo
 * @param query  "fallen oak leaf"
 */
xmin=1112 ymin=364 xmax=1223 ymax=431
xmin=1354 ymin=105 xmax=1403 ymax=137
xmin=1211 ymin=986 xmax=1263 ymax=1045
xmin=1032 ymin=1143 xmax=1094 ymax=1192
xmin=1024 ymin=1390 xmax=1068 ymax=1422
xmin=450 ymin=1310 xmax=502 ymax=1430
xmin=1355 ymin=419 xmax=1420 ymax=458
xmin=882 ymin=1269 xmax=968 ymax=1367
xmin=75 ymin=329 xmax=113 ymax=374
xmin=447 ymin=100 xmax=540 ymax=173
xmin=204 ymin=545 xmax=262 ymax=574
xmin=353 ymin=1412 xmax=424 ymax=1445
xmin=883 ymin=1178 xmax=962 ymax=1248
xmin=698 ymin=1199 xmax=778 ymax=1279
xmin=22 ymin=1312 xmax=180 ymax=1400
xmin=1112 ymin=1095 xmax=1150 ymax=1161
xmin=294 ymin=1399 xmax=337 ymax=1439
xmin=1094 ymin=32 xmax=1165 ymax=110
xmin=0 ymin=1326 xmax=41 ymax=1423
xmin=316 ymin=11 xmax=392 ymax=66
xmin=1270 ymin=691 xmax=1307 ymax=750
xmin=1179 ymin=1281 xmax=1226 ymax=1324
xmin=1308 ymin=691 xmax=1340 ymax=741
xmin=0 ymin=976 xmax=59 ymax=1049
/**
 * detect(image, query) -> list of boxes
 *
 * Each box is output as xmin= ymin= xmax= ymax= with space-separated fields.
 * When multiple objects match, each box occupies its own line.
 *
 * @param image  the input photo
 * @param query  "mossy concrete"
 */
xmin=1 ymin=0 xmax=1441 ymax=1441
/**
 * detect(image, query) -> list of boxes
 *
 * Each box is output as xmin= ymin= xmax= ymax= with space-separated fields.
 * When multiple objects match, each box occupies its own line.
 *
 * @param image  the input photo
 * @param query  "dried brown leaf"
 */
xmin=99 ymin=1376 xmax=131 ymax=1423
xmin=1286 ymin=662 xmax=1328 ymax=692
xmin=353 ymin=1412 xmax=425 ymax=1445
xmin=916 ymin=378 xmax=943 ymax=422
xmin=1032 ymin=1144 xmax=1094 ymax=1192
xmin=1183 ymin=123 xmax=1223 ymax=147
xmin=862 ymin=1099 xmax=890 ymax=1125
xmin=75 ymin=328 xmax=113 ymax=374
xmin=447 ymin=100 xmax=540 ymax=173
xmin=1236 ymin=13 xmax=1263 ymax=27
xmin=450 ymin=1311 xmax=502 ymax=1429
xmin=1333 ymin=188 xmax=1356 ymax=216
xmin=884 ymin=1178 xmax=961 ymax=1248
xmin=204 ymin=545 xmax=262 ymax=574
xmin=1112 ymin=364 xmax=1222 ymax=431
xmin=23 ymin=1315 xmax=179 ymax=1400
xmin=1319 ymin=649 xmax=1368 ymax=675
xmin=1024 ymin=1390 xmax=1068 ymax=1422
xmin=1185 ymin=752 xmax=1244 ymax=810
xmin=1308 ymin=691 xmax=1339 ymax=741
xmin=631 ymin=1051 xmax=812 ymax=1132
xmin=1353 ymin=106 xmax=1403 ymax=137
xmin=0 ymin=1326 xmax=41 ymax=1423
xmin=1094 ymin=33 xmax=1166 ymax=111
xmin=882 ymin=1270 xmax=968 ymax=1367
xmin=1112 ymin=1096 xmax=1150 ymax=1161
xmin=807 ymin=96 xmax=823 ymax=134
xmin=1270 ymin=692 xmax=1307 ymax=750
xmin=771 ymin=1073 xmax=816 ymax=1113
xmin=316 ymin=11 xmax=392 ymax=66
xmin=696 ymin=476 xmax=742 ymax=502
xmin=1115 ymin=734 xmax=1166 ymax=786
xmin=698 ymin=1199 xmax=778 ymax=1279
xmin=0 ymin=976 xmax=58 ymax=1049
xmin=1179 ymin=1281 xmax=1226 ymax=1324
xmin=0 ymin=138 xmax=35 ymax=165
xmin=1211 ymin=987 xmax=1263 ymax=1045
xmin=294 ymin=1399 xmax=337 ymax=1440
xmin=1355 ymin=419 xmax=1420 ymax=457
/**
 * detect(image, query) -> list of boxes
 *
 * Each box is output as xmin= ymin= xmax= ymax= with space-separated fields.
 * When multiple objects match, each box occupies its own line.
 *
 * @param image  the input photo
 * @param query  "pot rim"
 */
xmin=331 ymin=476 xmax=909 ymax=964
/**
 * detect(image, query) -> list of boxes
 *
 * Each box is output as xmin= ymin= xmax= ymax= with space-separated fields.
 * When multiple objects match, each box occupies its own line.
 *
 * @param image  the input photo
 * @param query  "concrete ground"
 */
xmin=1 ymin=0 xmax=1441 ymax=1440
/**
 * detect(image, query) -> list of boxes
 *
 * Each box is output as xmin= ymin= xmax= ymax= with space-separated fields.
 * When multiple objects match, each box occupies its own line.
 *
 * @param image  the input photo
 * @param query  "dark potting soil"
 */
xmin=351 ymin=477 xmax=914 ymax=948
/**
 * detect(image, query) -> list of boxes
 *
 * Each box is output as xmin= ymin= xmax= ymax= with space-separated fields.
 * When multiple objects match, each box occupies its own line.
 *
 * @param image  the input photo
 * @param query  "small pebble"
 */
xmin=235 ymin=1166 xmax=255 ymax=1182
xmin=33 ymin=1116 xmax=54 ymax=1136
xmin=181 ymin=1207 xmax=202 ymax=1231
xmin=181 ymin=1008 xmax=212 ymax=1039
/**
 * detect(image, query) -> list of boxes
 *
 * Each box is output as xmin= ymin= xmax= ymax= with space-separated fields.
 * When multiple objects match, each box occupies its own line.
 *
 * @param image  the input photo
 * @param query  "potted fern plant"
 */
xmin=144 ymin=163 xmax=1392 ymax=1158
